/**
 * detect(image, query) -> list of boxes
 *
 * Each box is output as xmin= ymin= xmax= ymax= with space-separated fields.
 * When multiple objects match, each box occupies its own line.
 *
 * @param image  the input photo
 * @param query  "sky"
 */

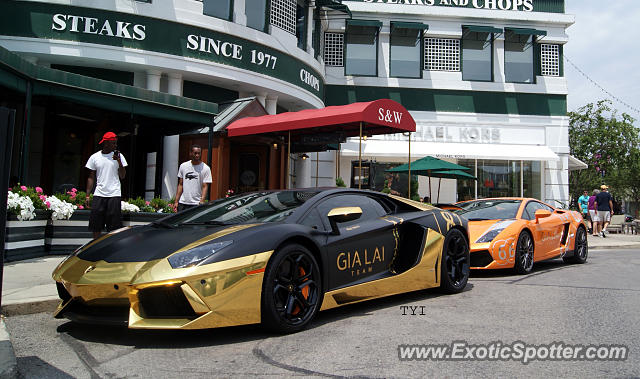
xmin=564 ymin=1 xmax=640 ymax=120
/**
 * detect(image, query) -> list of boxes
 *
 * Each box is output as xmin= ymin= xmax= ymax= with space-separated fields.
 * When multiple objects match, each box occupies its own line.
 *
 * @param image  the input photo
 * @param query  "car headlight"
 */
xmin=168 ymin=240 xmax=233 ymax=269
xmin=475 ymin=220 xmax=515 ymax=243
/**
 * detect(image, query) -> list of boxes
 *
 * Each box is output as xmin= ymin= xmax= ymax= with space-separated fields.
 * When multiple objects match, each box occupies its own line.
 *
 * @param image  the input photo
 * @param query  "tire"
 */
xmin=440 ymin=228 xmax=470 ymax=294
xmin=261 ymin=243 xmax=322 ymax=333
xmin=563 ymin=226 xmax=588 ymax=264
xmin=514 ymin=231 xmax=534 ymax=275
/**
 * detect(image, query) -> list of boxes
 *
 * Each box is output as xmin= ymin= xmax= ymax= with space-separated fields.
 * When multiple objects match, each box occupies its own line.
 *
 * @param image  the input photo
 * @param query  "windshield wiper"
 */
xmin=151 ymin=220 xmax=175 ymax=229
xmin=178 ymin=220 xmax=231 ymax=226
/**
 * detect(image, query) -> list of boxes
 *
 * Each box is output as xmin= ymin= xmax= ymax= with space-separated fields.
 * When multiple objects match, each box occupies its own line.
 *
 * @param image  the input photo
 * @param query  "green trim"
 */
xmin=324 ymin=85 xmax=567 ymax=117
xmin=462 ymin=25 xmax=502 ymax=34
xmin=347 ymin=19 xmax=383 ymax=28
xmin=0 ymin=46 xmax=218 ymax=124
xmin=391 ymin=22 xmax=428 ymax=32
xmin=505 ymin=27 xmax=547 ymax=36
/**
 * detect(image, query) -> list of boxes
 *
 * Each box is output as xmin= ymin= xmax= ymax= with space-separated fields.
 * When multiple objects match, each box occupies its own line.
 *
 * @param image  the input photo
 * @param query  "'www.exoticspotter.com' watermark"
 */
xmin=398 ymin=341 xmax=629 ymax=364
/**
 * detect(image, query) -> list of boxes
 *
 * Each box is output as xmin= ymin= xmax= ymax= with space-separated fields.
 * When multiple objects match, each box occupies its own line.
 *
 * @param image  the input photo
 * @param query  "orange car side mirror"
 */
xmin=534 ymin=209 xmax=552 ymax=222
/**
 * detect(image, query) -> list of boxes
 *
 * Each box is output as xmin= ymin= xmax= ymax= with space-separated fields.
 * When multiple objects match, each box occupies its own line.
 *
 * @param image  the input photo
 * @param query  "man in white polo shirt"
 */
xmin=85 ymin=131 xmax=127 ymax=239
xmin=173 ymin=145 xmax=212 ymax=212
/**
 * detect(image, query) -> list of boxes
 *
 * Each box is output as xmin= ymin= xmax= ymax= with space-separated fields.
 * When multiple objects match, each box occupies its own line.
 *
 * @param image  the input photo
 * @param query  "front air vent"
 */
xmin=56 ymin=282 xmax=72 ymax=302
xmin=137 ymin=284 xmax=196 ymax=318
xmin=470 ymin=250 xmax=494 ymax=268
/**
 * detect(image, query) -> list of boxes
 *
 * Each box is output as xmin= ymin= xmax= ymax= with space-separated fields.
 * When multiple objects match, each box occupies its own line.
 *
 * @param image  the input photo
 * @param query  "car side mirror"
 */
xmin=327 ymin=206 xmax=362 ymax=235
xmin=534 ymin=209 xmax=552 ymax=222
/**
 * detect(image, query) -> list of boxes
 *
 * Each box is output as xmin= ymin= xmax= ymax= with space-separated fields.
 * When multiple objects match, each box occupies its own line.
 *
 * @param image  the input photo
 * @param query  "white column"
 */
xmin=494 ymin=36 xmax=506 ymax=83
xmin=265 ymin=96 xmax=278 ymax=115
xmin=296 ymin=156 xmax=312 ymax=188
xmin=235 ymin=0 xmax=247 ymax=26
xmin=146 ymin=70 xmax=161 ymax=91
xmin=306 ymin=6 xmax=314 ymax=54
xmin=255 ymin=93 xmax=267 ymax=108
xmin=161 ymin=72 xmax=182 ymax=200
xmin=378 ymin=25 xmax=390 ymax=78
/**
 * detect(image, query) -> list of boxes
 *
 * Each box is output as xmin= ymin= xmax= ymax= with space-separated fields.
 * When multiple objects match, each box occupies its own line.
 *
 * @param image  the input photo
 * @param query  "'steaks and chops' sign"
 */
xmin=378 ymin=108 xmax=404 ymax=125
xmin=360 ymin=0 xmax=535 ymax=12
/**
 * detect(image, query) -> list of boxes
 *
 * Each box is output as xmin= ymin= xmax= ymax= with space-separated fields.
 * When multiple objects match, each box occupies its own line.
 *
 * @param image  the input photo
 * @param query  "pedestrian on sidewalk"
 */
xmin=578 ymin=190 xmax=590 ymax=231
xmin=85 ymin=132 xmax=127 ymax=239
xmin=173 ymin=145 xmax=212 ymax=212
xmin=588 ymin=189 xmax=600 ymax=236
xmin=595 ymin=185 xmax=613 ymax=238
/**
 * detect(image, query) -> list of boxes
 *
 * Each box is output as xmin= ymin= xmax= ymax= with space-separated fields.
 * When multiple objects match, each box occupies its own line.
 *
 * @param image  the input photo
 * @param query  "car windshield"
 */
xmin=455 ymin=200 xmax=522 ymax=220
xmin=158 ymin=190 xmax=321 ymax=227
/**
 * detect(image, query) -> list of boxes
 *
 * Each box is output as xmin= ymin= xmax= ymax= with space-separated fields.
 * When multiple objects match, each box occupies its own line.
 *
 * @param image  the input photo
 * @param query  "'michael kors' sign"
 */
xmin=361 ymin=0 xmax=535 ymax=12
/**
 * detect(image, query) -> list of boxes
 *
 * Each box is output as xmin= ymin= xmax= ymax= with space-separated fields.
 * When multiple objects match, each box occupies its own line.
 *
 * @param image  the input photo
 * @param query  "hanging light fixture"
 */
xmin=301 ymin=153 xmax=309 ymax=160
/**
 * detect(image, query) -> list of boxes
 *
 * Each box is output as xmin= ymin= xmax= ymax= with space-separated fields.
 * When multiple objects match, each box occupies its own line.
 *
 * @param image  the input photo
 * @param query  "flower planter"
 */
xmin=45 ymin=209 xmax=93 ymax=255
xmin=4 ymin=210 xmax=49 ymax=262
xmin=122 ymin=212 xmax=168 ymax=227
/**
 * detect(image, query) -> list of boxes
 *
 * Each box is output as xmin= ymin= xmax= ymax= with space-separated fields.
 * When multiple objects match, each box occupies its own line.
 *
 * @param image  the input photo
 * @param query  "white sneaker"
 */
xmin=601 ymin=230 xmax=606 ymax=238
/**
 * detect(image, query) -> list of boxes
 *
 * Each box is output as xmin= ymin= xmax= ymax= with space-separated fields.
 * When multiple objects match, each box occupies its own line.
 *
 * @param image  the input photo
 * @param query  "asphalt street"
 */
xmin=5 ymin=248 xmax=640 ymax=378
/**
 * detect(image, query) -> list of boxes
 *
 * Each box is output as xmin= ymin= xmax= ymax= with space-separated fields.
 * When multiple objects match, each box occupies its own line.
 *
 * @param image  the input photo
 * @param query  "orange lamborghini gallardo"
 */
xmin=454 ymin=198 xmax=588 ymax=274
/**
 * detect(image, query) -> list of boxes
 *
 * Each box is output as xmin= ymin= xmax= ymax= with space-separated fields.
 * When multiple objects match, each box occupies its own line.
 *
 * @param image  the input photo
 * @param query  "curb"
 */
xmin=0 ymin=317 xmax=17 ymax=379
xmin=588 ymin=244 xmax=640 ymax=250
xmin=1 ymin=298 xmax=59 ymax=317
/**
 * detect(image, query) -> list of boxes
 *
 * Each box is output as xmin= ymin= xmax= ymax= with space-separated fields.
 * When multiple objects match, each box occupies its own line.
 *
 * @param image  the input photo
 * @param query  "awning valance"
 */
xmin=463 ymin=25 xmax=502 ymax=34
xmin=226 ymin=99 xmax=415 ymax=139
xmin=347 ymin=19 xmax=383 ymax=29
xmin=341 ymin=140 xmax=559 ymax=161
xmin=317 ymin=0 xmax=352 ymax=17
xmin=505 ymin=27 xmax=547 ymax=36
xmin=568 ymin=155 xmax=588 ymax=171
xmin=391 ymin=22 xmax=429 ymax=32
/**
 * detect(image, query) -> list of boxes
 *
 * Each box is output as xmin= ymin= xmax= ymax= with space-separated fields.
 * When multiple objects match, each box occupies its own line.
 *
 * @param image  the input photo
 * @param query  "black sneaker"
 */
xmin=601 ymin=231 xmax=606 ymax=238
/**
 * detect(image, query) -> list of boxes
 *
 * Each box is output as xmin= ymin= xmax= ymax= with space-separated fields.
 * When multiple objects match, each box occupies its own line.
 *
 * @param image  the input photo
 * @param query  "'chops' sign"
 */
xmin=358 ymin=0 xmax=535 ymax=12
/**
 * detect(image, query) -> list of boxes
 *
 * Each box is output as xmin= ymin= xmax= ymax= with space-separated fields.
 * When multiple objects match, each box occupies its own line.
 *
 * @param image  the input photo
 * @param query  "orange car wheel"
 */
xmin=514 ymin=231 xmax=534 ymax=275
xmin=563 ymin=226 xmax=588 ymax=264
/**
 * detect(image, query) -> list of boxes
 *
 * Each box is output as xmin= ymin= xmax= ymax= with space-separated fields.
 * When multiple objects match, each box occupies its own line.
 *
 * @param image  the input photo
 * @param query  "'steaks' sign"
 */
xmin=52 ymin=14 xmax=146 ymax=40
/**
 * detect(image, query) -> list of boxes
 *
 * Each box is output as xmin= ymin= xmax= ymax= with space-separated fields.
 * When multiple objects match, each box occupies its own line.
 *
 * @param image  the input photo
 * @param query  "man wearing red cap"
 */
xmin=85 ymin=132 xmax=127 ymax=239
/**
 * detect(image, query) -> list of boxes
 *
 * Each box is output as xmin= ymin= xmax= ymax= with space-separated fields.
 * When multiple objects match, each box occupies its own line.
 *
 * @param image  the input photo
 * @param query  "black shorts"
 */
xmin=88 ymin=196 xmax=122 ymax=232
xmin=177 ymin=203 xmax=198 ymax=212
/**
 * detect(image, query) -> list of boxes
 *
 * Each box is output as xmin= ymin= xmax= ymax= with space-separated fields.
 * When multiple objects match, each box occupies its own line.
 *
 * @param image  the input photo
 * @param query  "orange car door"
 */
xmin=523 ymin=201 xmax=563 ymax=260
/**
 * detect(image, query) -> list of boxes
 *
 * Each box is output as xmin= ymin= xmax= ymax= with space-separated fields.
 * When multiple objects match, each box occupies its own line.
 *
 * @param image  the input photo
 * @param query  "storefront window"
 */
xmin=296 ymin=0 xmax=308 ymax=50
xmin=505 ymin=32 xmax=534 ymax=83
xmin=345 ymin=24 xmax=379 ymax=76
xmin=462 ymin=31 xmax=492 ymax=81
xmin=457 ymin=160 xmax=541 ymax=200
xmin=246 ymin=0 xmax=268 ymax=32
xmin=523 ymin=161 xmax=541 ymax=199
xmin=203 ymin=0 xmax=233 ymax=21
xmin=390 ymin=26 xmax=422 ymax=78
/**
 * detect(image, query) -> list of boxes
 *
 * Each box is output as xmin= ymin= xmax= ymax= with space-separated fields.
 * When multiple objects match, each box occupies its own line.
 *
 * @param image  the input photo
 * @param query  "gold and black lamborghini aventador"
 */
xmin=52 ymin=188 xmax=470 ymax=333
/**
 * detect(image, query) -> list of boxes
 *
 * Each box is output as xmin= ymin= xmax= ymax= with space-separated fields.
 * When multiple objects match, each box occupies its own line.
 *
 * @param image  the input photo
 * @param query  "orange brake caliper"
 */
xmin=291 ymin=267 xmax=309 ymax=315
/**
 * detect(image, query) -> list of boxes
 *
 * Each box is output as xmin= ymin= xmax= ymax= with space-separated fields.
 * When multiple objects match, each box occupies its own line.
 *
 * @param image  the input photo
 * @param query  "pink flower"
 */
xmin=71 ymin=188 xmax=77 ymax=193
xmin=35 ymin=187 xmax=43 ymax=193
xmin=39 ymin=195 xmax=46 ymax=201
xmin=20 ymin=185 xmax=27 ymax=191
xmin=78 ymin=205 xmax=84 ymax=209
xmin=8 ymin=188 xmax=11 ymax=191
xmin=45 ymin=201 xmax=51 ymax=208
xmin=145 ymin=201 xmax=150 ymax=205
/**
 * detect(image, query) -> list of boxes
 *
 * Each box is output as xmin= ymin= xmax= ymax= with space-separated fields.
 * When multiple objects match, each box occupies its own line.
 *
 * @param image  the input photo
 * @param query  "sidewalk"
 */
xmin=0 ymin=232 xmax=639 ymax=377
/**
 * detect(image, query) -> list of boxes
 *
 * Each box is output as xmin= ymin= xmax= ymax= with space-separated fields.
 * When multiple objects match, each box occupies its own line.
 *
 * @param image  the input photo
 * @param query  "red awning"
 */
xmin=226 ymin=99 xmax=416 ymax=138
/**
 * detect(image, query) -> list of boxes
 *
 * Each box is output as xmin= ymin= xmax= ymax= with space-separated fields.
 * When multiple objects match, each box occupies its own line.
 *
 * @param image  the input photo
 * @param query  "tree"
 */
xmin=568 ymin=100 xmax=639 ymax=210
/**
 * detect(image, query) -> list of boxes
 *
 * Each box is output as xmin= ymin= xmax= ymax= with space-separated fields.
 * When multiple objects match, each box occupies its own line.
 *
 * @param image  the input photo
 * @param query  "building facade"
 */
xmin=0 ymin=0 xmax=575 ymax=205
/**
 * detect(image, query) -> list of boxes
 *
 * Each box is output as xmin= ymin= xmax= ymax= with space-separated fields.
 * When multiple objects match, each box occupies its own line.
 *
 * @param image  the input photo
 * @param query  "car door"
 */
xmin=522 ymin=201 xmax=564 ymax=260
xmin=315 ymin=194 xmax=397 ymax=291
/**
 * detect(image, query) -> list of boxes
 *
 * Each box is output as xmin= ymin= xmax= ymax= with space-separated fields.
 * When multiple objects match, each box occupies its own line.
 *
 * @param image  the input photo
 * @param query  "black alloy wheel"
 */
xmin=564 ymin=226 xmax=588 ymax=264
xmin=261 ymin=243 xmax=321 ymax=333
xmin=514 ymin=231 xmax=534 ymax=274
xmin=440 ymin=228 xmax=470 ymax=293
